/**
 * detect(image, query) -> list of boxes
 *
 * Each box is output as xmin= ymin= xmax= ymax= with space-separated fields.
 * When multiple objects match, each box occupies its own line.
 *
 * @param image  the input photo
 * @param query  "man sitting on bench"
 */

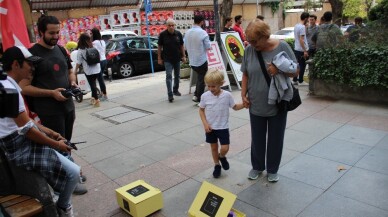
xmin=0 ymin=46 xmax=80 ymax=217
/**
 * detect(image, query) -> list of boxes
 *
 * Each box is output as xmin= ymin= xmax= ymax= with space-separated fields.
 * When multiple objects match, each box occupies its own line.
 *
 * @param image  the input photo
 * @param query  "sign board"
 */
xmin=220 ymin=32 xmax=244 ymax=84
xmin=145 ymin=0 xmax=152 ymax=14
xmin=189 ymin=41 xmax=231 ymax=93
xmin=188 ymin=181 xmax=246 ymax=217
xmin=116 ymin=180 xmax=163 ymax=217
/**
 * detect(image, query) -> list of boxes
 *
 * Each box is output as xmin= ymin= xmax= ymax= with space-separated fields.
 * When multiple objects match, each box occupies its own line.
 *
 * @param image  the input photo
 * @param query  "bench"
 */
xmin=0 ymin=195 xmax=42 ymax=217
xmin=0 ymin=150 xmax=58 ymax=217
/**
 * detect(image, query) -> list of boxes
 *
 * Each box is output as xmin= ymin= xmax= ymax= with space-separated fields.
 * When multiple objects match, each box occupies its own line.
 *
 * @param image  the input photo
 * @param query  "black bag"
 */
xmin=256 ymin=51 xmax=301 ymax=112
xmin=83 ymin=48 xmax=100 ymax=65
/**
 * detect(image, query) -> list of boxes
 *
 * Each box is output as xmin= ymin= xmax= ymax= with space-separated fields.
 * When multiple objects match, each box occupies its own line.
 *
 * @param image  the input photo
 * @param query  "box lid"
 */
xmin=115 ymin=180 xmax=161 ymax=204
xmin=188 ymin=181 xmax=237 ymax=217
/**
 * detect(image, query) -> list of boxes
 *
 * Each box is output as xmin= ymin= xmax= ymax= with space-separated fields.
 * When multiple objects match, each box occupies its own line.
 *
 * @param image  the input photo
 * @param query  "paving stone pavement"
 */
xmin=70 ymin=72 xmax=388 ymax=217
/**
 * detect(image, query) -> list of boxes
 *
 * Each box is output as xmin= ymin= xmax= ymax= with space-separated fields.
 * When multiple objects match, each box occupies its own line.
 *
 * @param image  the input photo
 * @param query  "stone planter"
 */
xmin=311 ymin=79 xmax=388 ymax=104
xmin=180 ymin=68 xmax=191 ymax=79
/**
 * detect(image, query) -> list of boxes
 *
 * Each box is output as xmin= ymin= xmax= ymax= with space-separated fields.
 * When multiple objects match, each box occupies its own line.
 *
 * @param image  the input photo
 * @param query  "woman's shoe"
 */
xmin=90 ymin=98 xmax=100 ymax=107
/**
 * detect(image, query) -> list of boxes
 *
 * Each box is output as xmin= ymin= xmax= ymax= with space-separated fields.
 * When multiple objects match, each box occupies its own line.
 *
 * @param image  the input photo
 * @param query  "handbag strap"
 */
xmin=256 ymin=51 xmax=271 ymax=86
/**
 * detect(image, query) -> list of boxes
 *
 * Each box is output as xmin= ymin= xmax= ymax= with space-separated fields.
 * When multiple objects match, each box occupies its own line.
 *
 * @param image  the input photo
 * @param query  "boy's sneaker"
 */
xmin=292 ymin=81 xmax=299 ymax=85
xmin=173 ymin=91 xmax=182 ymax=96
xmin=57 ymin=205 xmax=74 ymax=217
xmin=267 ymin=173 xmax=279 ymax=182
xmin=247 ymin=169 xmax=262 ymax=180
xmin=80 ymin=174 xmax=87 ymax=183
xmin=213 ymin=165 xmax=221 ymax=178
xmin=218 ymin=155 xmax=230 ymax=170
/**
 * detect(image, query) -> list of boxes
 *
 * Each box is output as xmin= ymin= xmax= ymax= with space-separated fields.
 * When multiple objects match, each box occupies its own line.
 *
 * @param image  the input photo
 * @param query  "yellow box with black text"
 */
xmin=188 ymin=181 xmax=246 ymax=217
xmin=115 ymin=180 xmax=163 ymax=217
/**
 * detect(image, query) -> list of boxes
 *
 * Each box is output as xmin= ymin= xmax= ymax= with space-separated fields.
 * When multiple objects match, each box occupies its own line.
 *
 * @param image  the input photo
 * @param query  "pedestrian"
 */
xmin=241 ymin=20 xmax=298 ymax=182
xmin=1 ymin=46 xmax=80 ymax=217
xmin=19 ymin=15 xmax=87 ymax=194
xmin=199 ymin=70 xmax=245 ymax=178
xmin=91 ymin=27 xmax=108 ymax=101
xmin=312 ymin=11 xmax=343 ymax=50
xmin=74 ymin=33 xmax=101 ymax=107
xmin=307 ymin=14 xmax=318 ymax=57
xmin=344 ymin=17 xmax=364 ymax=42
xmin=223 ymin=17 xmax=234 ymax=32
xmin=256 ymin=15 xmax=265 ymax=21
xmin=184 ymin=15 xmax=211 ymax=105
xmin=157 ymin=18 xmax=186 ymax=102
xmin=233 ymin=15 xmax=246 ymax=43
xmin=293 ymin=12 xmax=310 ymax=86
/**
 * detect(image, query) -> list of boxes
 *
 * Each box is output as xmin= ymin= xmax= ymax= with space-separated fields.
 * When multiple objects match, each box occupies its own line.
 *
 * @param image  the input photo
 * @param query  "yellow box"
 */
xmin=188 ymin=181 xmax=246 ymax=217
xmin=115 ymin=180 xmax=163 ymax=217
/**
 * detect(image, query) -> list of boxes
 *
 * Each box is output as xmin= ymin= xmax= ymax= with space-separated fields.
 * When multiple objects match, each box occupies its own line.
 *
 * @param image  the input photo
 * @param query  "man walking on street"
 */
xmin=293 ymin=12 xmax=309 ymax=85
xmin=158 ymin=18 xmax=186 ymax=102
xmin=184 ymin=15 xmax=211 ymax=105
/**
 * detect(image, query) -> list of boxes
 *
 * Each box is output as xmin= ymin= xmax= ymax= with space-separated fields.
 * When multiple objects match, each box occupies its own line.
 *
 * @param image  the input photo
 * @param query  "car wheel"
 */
xmin=118 ymin=62 xmax=135 ymax=78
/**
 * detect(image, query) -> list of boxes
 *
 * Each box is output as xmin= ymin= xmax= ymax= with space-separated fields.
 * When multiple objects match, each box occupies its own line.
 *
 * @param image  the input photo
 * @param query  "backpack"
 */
xmin=83 ymin=47 xmax=100 ymax=65
xmin=315 ymin=24 xmax=340 ymax=49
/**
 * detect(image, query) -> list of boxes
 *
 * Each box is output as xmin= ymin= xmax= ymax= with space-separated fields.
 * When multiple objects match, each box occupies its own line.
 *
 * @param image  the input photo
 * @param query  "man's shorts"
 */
xmin=206 ymin=129 xmax=230 ymax=145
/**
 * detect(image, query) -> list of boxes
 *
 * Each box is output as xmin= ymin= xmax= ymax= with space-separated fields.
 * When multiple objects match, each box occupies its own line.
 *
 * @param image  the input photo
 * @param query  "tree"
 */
xmin=220 ymin=0 xmax=233 ymax=27
xmin=328 ymin=0 xmax=345 ymax=25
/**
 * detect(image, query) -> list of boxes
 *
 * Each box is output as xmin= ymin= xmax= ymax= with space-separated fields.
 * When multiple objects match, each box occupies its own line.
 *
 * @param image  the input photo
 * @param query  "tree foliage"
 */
xmin=368 ymin=0 xmax=388 ymax=21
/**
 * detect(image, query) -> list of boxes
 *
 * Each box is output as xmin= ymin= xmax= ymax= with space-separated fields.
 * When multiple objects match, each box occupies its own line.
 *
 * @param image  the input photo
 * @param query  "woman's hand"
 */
xmin=50 ymin=131 xmax=65 ymax=141
xmin=267 ymin=63 xmax=279 ymax=76
xmin=242 ymin=95 xmax=250 ymax=108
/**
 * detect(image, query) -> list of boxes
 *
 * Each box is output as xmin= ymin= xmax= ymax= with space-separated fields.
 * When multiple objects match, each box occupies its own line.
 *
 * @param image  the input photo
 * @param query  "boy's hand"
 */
xmin=203 ymin=123 xmax=212 ymax=133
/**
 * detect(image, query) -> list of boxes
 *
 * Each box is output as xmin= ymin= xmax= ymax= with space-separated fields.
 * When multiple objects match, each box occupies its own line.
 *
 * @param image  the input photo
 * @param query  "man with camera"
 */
xmin=0 ymin=46 xmax=80 ymax=217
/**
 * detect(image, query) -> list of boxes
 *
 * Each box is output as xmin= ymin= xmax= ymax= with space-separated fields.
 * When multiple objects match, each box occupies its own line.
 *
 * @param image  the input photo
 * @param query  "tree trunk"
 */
xmin=328 ymin=0 xmax=344 ymax=25
xmin=220 ymin=0 xmax=233 ymax=28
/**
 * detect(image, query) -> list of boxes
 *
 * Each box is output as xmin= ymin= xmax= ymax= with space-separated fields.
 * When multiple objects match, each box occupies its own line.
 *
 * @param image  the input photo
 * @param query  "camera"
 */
xmin=61 ymin=86 xmax=83 ymax=98
xmin=0 ymin=65 xmax=19 ymax=118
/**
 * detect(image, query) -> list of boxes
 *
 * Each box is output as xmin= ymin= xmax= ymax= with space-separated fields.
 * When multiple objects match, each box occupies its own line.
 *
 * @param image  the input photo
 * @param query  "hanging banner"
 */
xmin=220 ymin=32 xmax=244 ymax=82
xmin=0 ymin=0 xmax=30 ymax=49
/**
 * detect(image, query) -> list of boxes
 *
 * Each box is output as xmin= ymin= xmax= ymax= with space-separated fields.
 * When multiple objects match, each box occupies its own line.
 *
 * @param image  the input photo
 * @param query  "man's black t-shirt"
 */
xmin=29 ymin=44 xmax=74 ymax=115
xmin=158 ymin=30 xmax=184 ymax=63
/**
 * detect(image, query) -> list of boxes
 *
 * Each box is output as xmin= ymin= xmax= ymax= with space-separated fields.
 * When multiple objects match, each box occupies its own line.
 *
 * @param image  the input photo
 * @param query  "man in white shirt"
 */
xmin=293 ymin=12 xmax=309 ymax=86
xmin=184 ymin=15 xmax=211 ymax=104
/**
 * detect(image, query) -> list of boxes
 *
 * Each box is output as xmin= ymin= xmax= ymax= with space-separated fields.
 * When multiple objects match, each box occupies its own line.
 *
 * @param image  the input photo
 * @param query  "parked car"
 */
xmin=101 ymin=30 xmax=138 ymax=42
xmin=270 ymin=27 xmax=295 ymax=40
xmin=340 ymin=24 xmax=353 ymax=34
xmin=105 ymin=36 xmax=164 ymax=78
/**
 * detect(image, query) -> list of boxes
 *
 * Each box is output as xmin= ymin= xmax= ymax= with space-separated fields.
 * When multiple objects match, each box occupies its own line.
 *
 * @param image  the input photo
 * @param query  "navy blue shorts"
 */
xmin=206 ymin=129 xmax=230 ymax=145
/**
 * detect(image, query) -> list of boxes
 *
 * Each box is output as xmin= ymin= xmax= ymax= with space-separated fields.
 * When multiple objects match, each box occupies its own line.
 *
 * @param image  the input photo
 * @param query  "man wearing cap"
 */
xmin=0 ymin=46 xmax=80 ymax=217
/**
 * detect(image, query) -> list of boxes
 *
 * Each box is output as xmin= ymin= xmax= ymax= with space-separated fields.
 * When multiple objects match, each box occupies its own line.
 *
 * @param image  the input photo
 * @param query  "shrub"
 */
xmin=284 ymin=38 xmax=295 ymax=50
xmin=313 ymin=45 xmax=388 ymax=89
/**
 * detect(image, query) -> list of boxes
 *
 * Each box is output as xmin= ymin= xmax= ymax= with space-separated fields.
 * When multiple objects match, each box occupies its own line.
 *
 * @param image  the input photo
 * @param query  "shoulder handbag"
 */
xmin=256 ymin=51 xmax=301 ymax=112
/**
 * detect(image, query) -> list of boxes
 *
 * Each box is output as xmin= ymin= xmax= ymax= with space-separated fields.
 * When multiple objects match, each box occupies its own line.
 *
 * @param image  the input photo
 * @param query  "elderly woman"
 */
xmin=241 ymin=20 xmax=299 ymax=182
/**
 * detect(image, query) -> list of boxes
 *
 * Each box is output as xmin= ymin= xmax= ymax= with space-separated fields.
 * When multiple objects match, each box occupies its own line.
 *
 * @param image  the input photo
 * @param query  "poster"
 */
xmin=99 ymin=15 xmax=112 ymax=30
xmin=189 ymin=41 xmax=231 ymax=92
xmin=220 ymin=32 xmax=244 ymax=82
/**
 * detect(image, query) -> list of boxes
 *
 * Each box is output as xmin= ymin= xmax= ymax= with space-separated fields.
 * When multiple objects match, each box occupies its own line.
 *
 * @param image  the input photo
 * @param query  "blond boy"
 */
xmin=199 ymin=70 xmax=245 ymax=178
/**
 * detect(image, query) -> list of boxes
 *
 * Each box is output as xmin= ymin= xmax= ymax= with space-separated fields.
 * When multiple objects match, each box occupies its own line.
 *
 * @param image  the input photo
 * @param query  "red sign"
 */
xmin=0 ymin=0 xmax=30 ymax=49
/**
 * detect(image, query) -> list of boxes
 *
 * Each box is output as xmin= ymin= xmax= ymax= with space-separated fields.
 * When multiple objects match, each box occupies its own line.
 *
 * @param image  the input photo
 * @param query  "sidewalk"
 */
xmin=71 ymin=72 xmax=388 ymax=217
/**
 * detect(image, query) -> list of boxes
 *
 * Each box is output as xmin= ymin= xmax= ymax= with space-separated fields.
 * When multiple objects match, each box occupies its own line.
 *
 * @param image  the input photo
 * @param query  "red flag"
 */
xmin=0 ymin=0 xmax=30 ymax=50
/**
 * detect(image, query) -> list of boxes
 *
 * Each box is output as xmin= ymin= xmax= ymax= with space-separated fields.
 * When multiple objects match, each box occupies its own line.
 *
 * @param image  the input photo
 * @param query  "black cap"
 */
xmin=2 ymin=46 xmax=43 ymax=66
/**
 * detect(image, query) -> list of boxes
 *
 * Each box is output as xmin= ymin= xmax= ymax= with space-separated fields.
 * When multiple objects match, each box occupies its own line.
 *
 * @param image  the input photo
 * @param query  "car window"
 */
xmin=126 ymin=38 xmax=146 ymax=49
xmin=106 ymin=41 xmax=120 ymax=51
xmin=148 ymin=38 xmax=159 ymax=49
xmin=115 ymin=34 xmax=127 ymax=39
xmin=102 ymin=35 xmax=112 ymax=42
